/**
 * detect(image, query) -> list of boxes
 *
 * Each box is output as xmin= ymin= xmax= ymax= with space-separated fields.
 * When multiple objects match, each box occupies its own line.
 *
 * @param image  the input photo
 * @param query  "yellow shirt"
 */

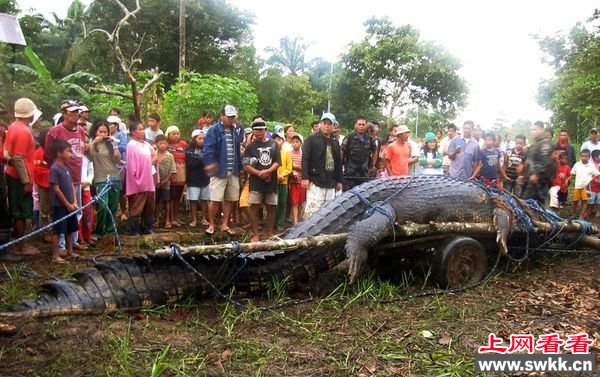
xmin=278 ymin=149 xmax=293 ymax=184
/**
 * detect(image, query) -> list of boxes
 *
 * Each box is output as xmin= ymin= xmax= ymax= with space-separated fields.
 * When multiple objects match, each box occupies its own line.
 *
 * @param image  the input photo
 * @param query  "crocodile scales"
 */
xmin=0 ymin=175 xmax=593 ymax=318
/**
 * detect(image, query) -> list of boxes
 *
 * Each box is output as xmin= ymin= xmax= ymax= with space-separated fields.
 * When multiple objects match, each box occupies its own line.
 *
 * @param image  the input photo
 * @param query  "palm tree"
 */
xmin=265 ymin=36 xmax=312 ymax=76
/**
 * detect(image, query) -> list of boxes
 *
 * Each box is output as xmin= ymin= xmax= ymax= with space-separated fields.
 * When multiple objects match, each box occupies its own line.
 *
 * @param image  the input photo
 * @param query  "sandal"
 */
xmin=52 ymin=257 xmax=67 ymax=264
xmin=205 ymin=227 xmax=215 ymax=235
xmin=189 ymin=221 xmax=197 ymax=227
xmin=165 ymin=223 xmax=173 ymax=229
xmin=0 ymin=323 xmax=17 ymax=336
xmin=201 ymin=220 xmax=209 ymax=226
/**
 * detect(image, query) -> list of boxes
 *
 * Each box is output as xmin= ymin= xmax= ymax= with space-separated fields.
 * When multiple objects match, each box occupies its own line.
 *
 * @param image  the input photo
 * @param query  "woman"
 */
xmin=166 ymin=126 xmax=188 ymax=227
xmin=283 ymin=124 xmax=295 ymax=152
xmin=185 ymin=129 xmax=210 ymax=227
xmin=126 ymin=121 xmax=157 ymax=235
xmin=89 ymin=119 xmax=121 ymax=245
xmin=418 ymin=132 xmax=443 ymax=175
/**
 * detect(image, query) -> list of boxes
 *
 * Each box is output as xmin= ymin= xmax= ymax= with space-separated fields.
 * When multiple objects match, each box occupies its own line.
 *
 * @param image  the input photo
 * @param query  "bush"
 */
xmin=162 ymin=72 xmax=258 ymax=137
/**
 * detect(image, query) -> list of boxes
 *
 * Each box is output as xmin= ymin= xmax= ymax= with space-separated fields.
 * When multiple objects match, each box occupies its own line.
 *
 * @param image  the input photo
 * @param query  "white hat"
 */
xmin=30 ymin=109 xmax=43 ymax=126
xmin=396 ymin=125 xmax=410 ymax=134
xmin=191 ymin=129 xmax=202 ymax=138
xmin=14 ymin=98 xmax=37 ymax=118
xmin=106 ymin=115 xmax=121 ymax=124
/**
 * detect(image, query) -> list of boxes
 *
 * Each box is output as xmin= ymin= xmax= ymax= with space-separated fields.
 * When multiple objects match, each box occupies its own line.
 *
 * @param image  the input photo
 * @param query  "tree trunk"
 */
xmin=131 ymin=81 xmax=141 ymax=120
xmin=179 ymin=0 xmax=186 ymax=78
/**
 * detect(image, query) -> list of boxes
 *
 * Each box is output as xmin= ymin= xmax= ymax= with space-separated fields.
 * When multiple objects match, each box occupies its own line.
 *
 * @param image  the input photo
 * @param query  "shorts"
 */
xmin=209 ymin=173 xmax=240 ymax=202
xmin=7 ymin=175 xmax=33 ymax=220
xmin=588 ymin=191 xmax=600 ymax=205
xmin=156 ymin=187 xmax=170 ymax=202
xmin=170 ymin=184 xmax=185 ymax=202
xmin=289 ymin=182 xmax=306 ymax=205
xmin=549 ymin=186 xmax=560 ymax=208
xmin=572 ymin=188 xmax=589 ymax=202
xmin=239 ymin=181 xmax=250 ymax=208
xmin=187 ymin=186 xmax=210 ymax=201
xmin=249 ymin=191 xmax=277 ymax=206
xmin=52 ymin=206 xmax=79 ymax=235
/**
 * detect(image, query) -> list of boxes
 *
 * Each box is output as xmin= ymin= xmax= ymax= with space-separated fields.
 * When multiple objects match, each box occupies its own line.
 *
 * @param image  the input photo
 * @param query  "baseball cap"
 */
xmin=14 ymin=98 xmax=37 ymax=118
xmin=79 ymin=105 xmax=90 ymax=112
xmin=191 ymin=129 xmax=202 ymax=138
xmin=244 ymin=127 xmax=253 ymax=135
xmin=251 ymin=119 xmax=267 ymax=129
xmin=222 ymin=105 xmax=237 ymax=117
xmin=106 ymin=115 xmax=121 ymax=124
xmin=30 ymin=108 xmax=43 ymax=125
xmin=590 ymin=128 xmax=599 ymax=134
xmin=424 ymin=132 xmax=436 ymax=143
xmin=274 ymin=124 xmax=283 ymax=133
xmin=397 ymin=125 xmax=410 ymax=134
xmin=62 ymin=100 xmax=80 ymax=112
xmin=273 ymin=132 xmax=284 ymax=140
xmin=321 ymin=112 xmax=336 ymax=124
xmin=292 ymin=134 xmax=304 ymax=143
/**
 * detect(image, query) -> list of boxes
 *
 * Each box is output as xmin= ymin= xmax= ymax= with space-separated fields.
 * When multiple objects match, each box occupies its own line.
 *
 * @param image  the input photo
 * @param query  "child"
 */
xmin=471 ymin=132 xmax=509 ymax=188
xmin=155 ymin=135 xmax=176 ymax=228
xmin=49 ymin=140 xmax=80 ymax=264
xmin=165 ymin=126 xmax=188 ymax=227
xmin=185 ymin=129 xmax=210 ymax=227
xmin=288 ymin=134 xmax=306 ymax=224
xmin=566 ymin=149 xmax=600 ymax=218
xmin=273 ymin=132 xmax=292 ymax=230
xmin=418 ymin=132 xmax=443 ymax=175
xmin=549 ymin=152 xmax=571 ymax=212
xmin=33 ymin=128 xmax=52 ymax=243
xmin=375 ymin=158 xmax=388 ymax=178
xmin=504 ymin=134 xmax=527 ymax=197
xmin=588 ymin=150 xmax=600 ymax=217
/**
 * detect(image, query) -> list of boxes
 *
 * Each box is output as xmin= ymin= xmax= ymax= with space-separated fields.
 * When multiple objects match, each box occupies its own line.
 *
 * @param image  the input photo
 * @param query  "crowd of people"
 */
xmin=0 ymin=97 xmax=598 ymax=264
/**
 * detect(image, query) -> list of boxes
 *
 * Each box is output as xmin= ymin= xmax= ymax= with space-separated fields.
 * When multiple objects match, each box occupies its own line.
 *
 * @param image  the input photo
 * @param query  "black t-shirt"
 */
xmin=243 ymin=139 xmax=281 ymax=193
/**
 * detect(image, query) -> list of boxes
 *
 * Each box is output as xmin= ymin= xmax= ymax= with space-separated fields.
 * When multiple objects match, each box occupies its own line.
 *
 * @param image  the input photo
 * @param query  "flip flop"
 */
xmin=0 ymin=323 xmax=17 ymax=336
xmin=200 ymin=220 xmax=209 ymax=226
xmin=205 ymin=227 xmax=215 ymax=235
xmin=165 ymin=223 xmax=173 ymax=229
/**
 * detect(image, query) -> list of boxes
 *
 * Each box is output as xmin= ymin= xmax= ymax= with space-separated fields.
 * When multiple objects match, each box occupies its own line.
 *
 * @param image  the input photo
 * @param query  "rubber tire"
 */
xmin=431 ymin=236 xmax=488 ymax=288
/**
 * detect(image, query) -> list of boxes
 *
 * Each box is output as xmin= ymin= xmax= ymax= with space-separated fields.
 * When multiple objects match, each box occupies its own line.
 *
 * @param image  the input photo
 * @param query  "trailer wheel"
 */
xmin=432 ymin=236 xmax=488 ymax=288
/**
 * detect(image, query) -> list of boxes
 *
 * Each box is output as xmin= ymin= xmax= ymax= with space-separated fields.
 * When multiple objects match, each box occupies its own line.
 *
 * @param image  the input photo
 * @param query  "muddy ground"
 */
xmin=0 ymin=217 xmax=599 ymax=376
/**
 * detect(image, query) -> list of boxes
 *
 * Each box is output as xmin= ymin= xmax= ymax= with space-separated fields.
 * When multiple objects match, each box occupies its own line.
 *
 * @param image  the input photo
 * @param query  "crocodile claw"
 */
xmin=347 ymin=245 xmax=368 ymax=284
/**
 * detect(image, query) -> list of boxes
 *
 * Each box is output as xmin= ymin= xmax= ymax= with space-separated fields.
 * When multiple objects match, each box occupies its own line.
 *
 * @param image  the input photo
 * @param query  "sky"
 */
xmin=17 ymin=0 xmax=599 ymax=129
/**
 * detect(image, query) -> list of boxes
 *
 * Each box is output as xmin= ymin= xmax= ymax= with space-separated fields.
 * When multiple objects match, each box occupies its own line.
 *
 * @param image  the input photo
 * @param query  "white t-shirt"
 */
xmin=580 ymin=140 xmax=600 ymax=154
xmin=570 ymin=161 xmax=600 ymax=189
xmin=145 ymin=127 xmax=163 ymax=144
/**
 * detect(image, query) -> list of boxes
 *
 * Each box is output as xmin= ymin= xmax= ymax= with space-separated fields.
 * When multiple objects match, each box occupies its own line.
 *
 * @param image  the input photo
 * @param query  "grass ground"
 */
xmin=0 ymin=214 xmax=599 ymax=376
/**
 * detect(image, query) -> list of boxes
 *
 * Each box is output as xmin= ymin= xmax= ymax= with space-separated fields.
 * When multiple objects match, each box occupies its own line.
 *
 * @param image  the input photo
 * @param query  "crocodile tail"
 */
xmin=0 ymin=255 xmax=223 ymax=319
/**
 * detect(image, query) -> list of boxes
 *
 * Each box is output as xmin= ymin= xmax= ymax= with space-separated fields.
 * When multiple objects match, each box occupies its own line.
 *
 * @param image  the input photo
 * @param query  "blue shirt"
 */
xmin=478 ymin=147 xmax=501 ymax=179
xmin=49 ymin=163 xmax=74 ymax=207
xmin=448 ymin=136 xmax=480 ymax=179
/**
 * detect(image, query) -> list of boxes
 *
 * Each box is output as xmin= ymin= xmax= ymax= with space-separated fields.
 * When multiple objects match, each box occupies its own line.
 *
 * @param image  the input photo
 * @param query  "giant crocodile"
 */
xmin=1 ymin=175 xmax=597 ymax=318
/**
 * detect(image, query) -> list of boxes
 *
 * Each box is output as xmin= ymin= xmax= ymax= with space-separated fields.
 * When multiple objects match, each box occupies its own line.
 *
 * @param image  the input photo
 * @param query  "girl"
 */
xmin=283 ymin=124 xmax=296 ymax=152
xmin=185 ymin=129 xmax=210 ymax=227
xmin=33 ymin=128 xmax=52 ymax=243
xmin=375 ymin=158 xmax=389 ymax=178
xmin=89 ymin=119 xmax=121 ymax=245
xmin=418 ymin=132 xmax=443 ymax=175
xmin=166 ymin=126 xmax=188 ymax=227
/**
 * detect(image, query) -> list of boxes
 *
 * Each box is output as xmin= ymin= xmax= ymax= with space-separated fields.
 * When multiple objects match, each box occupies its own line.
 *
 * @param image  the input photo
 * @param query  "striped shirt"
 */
xmin=290 ymin=149 xmax=302 ymax=183
xmin=225 ymin=130 xmax=234 ymax=172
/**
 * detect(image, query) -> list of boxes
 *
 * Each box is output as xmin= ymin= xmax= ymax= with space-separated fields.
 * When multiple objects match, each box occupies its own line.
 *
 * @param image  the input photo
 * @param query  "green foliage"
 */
xmin=405 ymin=107 xmax=456 ymax=139
xmin=88 ymin=87 xmax=134 ymax=120
xmin=266 ymin=36 xmax=311 ymax=75
xmin=338 ymin=17 xmax=468 ymax=124
xmin=162 ymin=72 xmax=258 ymax=136
xmin=537 ymin=12 xmax=600 ymax=143
xmin=0 ymin=0 xmax=18 ymax=14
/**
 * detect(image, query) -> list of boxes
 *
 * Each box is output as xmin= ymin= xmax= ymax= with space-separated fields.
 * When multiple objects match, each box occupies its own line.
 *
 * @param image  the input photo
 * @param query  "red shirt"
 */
xmin=5 ymin=119 xmax=35 ymax=182
xmin=33 ymin=146 xmax=50 ymax=188
xmin=44 ymin=123 xmax=87 ymax=183
xmin=551 ymin=164 xmax=571 ymax=192
xmin=168 ymin=140 xmax=188 ymax=185
xmin=385 ymin=140 xmax=412 ymax=176
xmin=590 ymin=161 xmax=600 ymax=193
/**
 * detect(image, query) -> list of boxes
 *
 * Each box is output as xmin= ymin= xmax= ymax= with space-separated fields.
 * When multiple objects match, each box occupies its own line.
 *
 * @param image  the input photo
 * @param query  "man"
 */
xmin=204 ymin=105 xmax=243 ymax=235
xmin=302 ymin=112 xmax=343 ymax=218
xmin=342 ymin=116 xmax=377 ymax=190
xmin=44 ymin=100 xmax=88 ymax=250
xmin=581 ymin=128 xmax=600 ymax=155
xmin=4 ymin=98 xmax=39 ymax=259
xmin=518 ymin=121 xmax=555 ymax=203
xmin=243 ymin=119 xmax=281 ymax=241
xmin=447 ymin=121 xmax=480 ymax=179
xmin=440 ymin=123 xmax=457 ymax=174
xmin=333 ymin=122 xmax=344 ymax=145
xmin=473 ymin=124 xmax=484 ymax=148
xmin=145 ymin=112 xmax=163 ymax=145
xmin=554 ymin=129 xmax=576 ymax=167
xmin=385 ymin=125 xmax=417 ymax=176
xmin=310 ymin=120 xmax=320 ymax=134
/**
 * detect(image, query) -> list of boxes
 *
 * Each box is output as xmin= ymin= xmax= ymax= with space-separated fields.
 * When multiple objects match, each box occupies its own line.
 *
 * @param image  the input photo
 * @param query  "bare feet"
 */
xmin=201 ymin=219 xmax=209 ymax=226
xmin=189 ymin=220 xmax=197 ymax=227
xmin=13 ymin=245 xmax=40 ymax=256
xmin=52 ymin=256 xmax=67 ymax=264
xmin=67 ymin=251 xmax=81 ymax=258
xmin=0 ymin=323 xmax=17 ymax=335
xmin=250 ymin=235 xmax=260 ymax=242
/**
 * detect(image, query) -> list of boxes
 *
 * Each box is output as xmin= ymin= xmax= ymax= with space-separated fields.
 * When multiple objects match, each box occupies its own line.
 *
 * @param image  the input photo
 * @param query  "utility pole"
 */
xmin=327 ymin=62 xmax=333 ymax=113
xmin=179 ymin=0 xmax=186 ymax=79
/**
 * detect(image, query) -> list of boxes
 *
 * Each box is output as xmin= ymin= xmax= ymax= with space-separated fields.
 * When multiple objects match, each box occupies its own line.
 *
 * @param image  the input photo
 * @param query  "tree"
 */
xmin=162 ymin=72 xmax=258 ymax=137
xmin=340 ymin=18 xmax=468 ymax=123
xmin=85 ymin=0 xmax=163 ymax=120
xmin=265 ymin=36 xmax=311 ymax=75
xmin=404 ymin=107 xmax=455 ymax=138
xmin=536 ymin=11 xmax=600 ymax=144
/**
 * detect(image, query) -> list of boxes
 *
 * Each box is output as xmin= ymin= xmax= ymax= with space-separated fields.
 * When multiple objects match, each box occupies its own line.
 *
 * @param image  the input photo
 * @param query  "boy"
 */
xmin=155 ymin=135 xmax=176 ymax=228
xmin=471 ymin=132 xmax=509 ymax=187
xmin=289 ymin=134 xmax=305 ymax=224
xmin=548 ymin=152 xmax=571 ymax=213
xmin=587 ymin=150 xmax=600 ymax=217
xmin=272 ymin=132 xmax=292 ymax=230
xmin=504 ymin=134 xmax=527 ymax=196
xmin=49 ymin=140 xmax=80 ymax=264
xmin=566 ymin=149 xmax=600 ymax=218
